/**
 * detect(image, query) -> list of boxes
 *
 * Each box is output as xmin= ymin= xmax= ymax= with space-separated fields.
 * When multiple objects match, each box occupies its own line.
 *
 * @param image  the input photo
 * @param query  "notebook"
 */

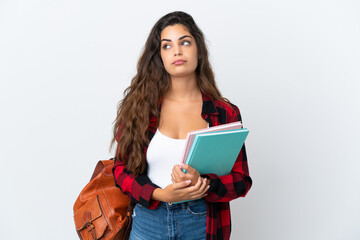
xmin=184 ymin=128 xmax=249 ymax=176
xmin=181 ymin=121 xmax=243 ymax=164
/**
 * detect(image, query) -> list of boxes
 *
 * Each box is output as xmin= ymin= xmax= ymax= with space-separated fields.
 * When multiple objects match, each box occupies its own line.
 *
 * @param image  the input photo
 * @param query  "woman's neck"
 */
xmin=166 ymin=74 xmax=201 ymax=101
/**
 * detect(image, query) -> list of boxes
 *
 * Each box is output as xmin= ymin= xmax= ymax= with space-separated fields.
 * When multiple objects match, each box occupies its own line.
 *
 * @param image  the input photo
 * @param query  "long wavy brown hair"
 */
xmin=109 ymin=11 xmax=230 ymax=175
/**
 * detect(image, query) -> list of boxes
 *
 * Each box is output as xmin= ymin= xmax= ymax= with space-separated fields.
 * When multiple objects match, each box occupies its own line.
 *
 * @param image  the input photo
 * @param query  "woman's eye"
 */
xmin=162 ymin=44 xmax=170 ymax=50
xmin=182 ymin=41 xmax=190 ymax=46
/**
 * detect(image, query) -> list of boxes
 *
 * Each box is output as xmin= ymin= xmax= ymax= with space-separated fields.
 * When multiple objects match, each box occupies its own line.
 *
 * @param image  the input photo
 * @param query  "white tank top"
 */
xmin=146 ymin=129 xmax=186 ymax=189
xmin=147 ymin=123 xmax=209 ymax=189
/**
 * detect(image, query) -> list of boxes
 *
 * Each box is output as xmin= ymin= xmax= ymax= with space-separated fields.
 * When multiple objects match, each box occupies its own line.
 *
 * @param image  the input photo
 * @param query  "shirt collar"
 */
xmin=201 ymin=91 xmax=218 ymax=116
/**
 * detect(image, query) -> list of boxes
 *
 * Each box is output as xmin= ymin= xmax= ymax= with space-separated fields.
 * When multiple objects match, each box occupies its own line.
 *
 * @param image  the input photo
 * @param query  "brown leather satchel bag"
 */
xmin=73 ymin=158 xmax=133 ymax=240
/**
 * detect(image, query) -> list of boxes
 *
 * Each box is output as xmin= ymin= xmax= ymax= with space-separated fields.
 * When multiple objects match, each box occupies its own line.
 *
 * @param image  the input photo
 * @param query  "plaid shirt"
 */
xmin=113 ymin=92 xmax=252 ymax=240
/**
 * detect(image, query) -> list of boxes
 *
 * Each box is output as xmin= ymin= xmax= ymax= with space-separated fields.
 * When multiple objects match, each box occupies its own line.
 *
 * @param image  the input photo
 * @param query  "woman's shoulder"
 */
xmin=212 ymin=97 xmax=242 ymax=123
xmin=212 ymin=97 xmax=240 ymax=114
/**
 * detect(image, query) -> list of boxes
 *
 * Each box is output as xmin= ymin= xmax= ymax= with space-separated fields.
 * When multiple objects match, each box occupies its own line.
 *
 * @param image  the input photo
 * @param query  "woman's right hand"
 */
xmin=152 ymin=177 xmax=210 ymax=203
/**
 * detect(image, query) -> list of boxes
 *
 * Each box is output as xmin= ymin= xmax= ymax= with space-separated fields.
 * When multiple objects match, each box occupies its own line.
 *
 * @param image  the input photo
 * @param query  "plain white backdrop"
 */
xmin=1 ymin=0 xmax=359 ymax=239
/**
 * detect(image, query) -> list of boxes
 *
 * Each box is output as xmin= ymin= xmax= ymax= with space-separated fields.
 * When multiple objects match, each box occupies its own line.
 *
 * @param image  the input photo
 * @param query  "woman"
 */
xmin=110 ymin=11 xmax=252 ymax=240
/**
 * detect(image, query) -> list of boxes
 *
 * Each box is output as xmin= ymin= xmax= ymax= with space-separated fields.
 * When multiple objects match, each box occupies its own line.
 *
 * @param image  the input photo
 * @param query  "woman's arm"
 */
xmin=112 ymin=160 xmax=161 ymax=209
xmin=112 ymin=124 xmax=163 ymax=209
xmin=113 ymin=159 xmax=210 ymax=208
xmin=151 ymin=177 xmax=209 ymax=202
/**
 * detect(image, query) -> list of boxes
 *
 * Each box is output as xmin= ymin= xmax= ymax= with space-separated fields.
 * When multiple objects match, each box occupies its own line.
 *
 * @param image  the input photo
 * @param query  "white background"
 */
xmin=1 ymin=0 xmax=359 ymax=239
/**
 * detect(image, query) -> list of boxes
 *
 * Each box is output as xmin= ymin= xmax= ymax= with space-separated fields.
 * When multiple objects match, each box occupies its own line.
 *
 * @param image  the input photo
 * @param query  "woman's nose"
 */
xmin=174 ymin=46 xmax=182 ymax=56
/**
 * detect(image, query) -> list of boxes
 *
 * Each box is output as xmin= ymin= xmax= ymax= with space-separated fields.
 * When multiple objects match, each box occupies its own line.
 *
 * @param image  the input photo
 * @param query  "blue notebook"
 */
xmin=184 ymin=128 xmax=249 ymax=176
xmin=172 ymin=128 xmax=249 ymax=204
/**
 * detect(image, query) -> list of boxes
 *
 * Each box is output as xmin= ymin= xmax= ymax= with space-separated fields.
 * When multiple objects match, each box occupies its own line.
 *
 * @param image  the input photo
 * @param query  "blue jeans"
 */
xmin=129 ymin=199 xmax=207 ymax=240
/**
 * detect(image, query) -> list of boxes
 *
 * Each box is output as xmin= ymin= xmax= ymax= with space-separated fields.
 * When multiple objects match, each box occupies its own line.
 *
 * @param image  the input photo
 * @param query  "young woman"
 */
xmin=110 ymin=11 xmax=252 ymax=240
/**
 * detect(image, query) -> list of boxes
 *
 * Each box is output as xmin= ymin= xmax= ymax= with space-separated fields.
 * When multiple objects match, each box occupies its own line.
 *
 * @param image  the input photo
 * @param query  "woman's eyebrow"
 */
xmin=161 ymin=35 xmax=193 ymax=42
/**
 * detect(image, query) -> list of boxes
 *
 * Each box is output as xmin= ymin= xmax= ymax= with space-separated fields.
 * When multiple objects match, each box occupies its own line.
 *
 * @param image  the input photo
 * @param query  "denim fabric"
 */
xmin=129 ymin=199 xmax=207 ymax=240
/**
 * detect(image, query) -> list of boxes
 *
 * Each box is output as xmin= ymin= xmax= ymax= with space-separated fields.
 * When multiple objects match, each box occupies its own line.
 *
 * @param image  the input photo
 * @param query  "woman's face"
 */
xmin=160 ymin=24 xmax=198 ymax=78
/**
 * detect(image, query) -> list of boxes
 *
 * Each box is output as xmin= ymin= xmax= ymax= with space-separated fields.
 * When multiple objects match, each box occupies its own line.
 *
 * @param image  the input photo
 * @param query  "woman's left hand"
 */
xmin=171 ymin=164 xmax=201 ymax=187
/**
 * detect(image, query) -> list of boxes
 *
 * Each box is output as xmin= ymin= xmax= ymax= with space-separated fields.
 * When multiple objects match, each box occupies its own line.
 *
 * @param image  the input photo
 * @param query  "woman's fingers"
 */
xmin=180 ymin=164 xmax=200 ymax=184
xmin=192 ymin=178 xmax=210 ymax=198
xmin=181 ymin=164 xmax=200 ymax=177
xmin=171 ymin=166 xmax=180 ymax=182
xmin=173 ymin=165 xmax=187 ymax=181
xmin=172 ymin=179 xmax=192 ymax=190
xmin=191 ymin=176 xmax=202 ymax=190
xmin=201 ymin=194 xmax=208 ymax=198
xmin=195 ymin=178 xmax=209 ymax=196
xmin=180 ymin=164 xmax=196 ymax=174
xmin=184 ymin=177 xmax=206 ymax=197
xmin=166 ymin=177 xmax=211 ymax=202
xmin=199 ymin=177 xmax=208 ymax=192
xmin=172 ymin=165 xmax=182 ymax=180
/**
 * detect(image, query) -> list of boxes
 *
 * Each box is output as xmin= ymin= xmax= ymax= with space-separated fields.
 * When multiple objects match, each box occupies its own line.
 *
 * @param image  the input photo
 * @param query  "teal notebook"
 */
xmin=185 ymin=128 xmax=249 ymax=176
xmin=172 ymin=128 xmax=249 ymax=204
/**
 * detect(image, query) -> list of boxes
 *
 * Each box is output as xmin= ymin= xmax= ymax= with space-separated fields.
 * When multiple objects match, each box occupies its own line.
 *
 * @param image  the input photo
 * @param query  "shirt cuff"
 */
xmin=140 ymin=183 xmax=160 ymax=209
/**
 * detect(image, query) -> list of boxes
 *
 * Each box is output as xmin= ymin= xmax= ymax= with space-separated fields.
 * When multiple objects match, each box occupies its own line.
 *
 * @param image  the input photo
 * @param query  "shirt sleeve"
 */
xmin=112 ymin=129 xmax=161 ymax=209
xmin=112 ymin=160 xmax=160 ymax=209
xmin=201 ymin=104 xmax=252 ymax=202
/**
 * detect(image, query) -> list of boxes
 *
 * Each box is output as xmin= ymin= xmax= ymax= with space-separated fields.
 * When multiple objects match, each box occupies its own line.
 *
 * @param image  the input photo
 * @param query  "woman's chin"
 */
xmin=168 ymin=70 xmax=197 ymax=79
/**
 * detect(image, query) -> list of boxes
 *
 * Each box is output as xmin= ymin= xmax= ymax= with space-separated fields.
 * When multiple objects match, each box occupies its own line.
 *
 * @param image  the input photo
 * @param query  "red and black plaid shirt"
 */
xmin=113 ymin=92 xmax=252 ymax=240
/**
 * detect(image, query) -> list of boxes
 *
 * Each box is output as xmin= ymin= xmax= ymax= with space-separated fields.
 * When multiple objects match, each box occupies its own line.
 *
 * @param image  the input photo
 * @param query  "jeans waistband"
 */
xmin=159 ymin=198 xmax=205 ymax=209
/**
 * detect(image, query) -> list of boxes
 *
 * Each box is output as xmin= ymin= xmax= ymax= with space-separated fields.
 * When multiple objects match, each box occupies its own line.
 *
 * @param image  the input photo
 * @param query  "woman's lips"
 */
xmin=173 ymin=60 xmax=186 ymax=65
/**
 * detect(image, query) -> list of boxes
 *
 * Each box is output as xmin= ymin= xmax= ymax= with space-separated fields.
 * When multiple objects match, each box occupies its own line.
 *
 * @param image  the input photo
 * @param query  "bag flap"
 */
xmin=74 ymin=195 xmax=107 ymax=238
